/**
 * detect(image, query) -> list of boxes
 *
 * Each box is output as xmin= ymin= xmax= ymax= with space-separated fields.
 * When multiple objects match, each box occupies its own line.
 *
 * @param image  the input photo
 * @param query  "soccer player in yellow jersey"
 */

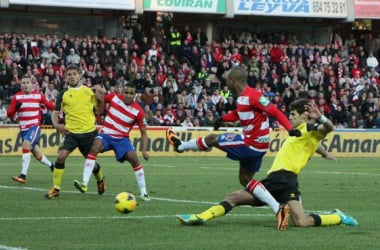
xmin=44 ymin=64 xmax=105 ymax=199
xmin=176 ymin=99 xmax=358 ymax=229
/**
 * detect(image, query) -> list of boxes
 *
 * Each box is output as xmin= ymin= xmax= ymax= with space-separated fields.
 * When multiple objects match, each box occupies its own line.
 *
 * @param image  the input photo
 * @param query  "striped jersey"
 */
xmin=100 ymin=94 xmax=146 ymax=138
xmin=222 ymin=86 xmax=292 ymax=151
xmin=7 ymin=91 xmax=55 ymax=131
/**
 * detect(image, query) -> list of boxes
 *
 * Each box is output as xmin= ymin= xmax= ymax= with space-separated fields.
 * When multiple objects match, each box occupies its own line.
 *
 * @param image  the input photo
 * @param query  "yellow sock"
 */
xmin=197 ymin=205 xmax=226 ymax=222
xmin=93 ymin=168 xmax=104 ymax=182
xmin=53 ymin=168 xmax=65 ymax=190
xmin=320 ymin=214 xmax=341 ymax=226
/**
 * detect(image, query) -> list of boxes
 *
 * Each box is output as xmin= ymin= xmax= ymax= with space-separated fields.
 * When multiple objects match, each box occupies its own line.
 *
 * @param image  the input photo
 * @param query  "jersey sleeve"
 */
xmin=6 ymin=95 xmax=18 ymax=117
xmin=249 ymin=91 xmax=293 ymax=130
xmin=104 ymin=93 xmax=117 ymax=103
xmin=222 ymin=109 xmax=239 ymax=122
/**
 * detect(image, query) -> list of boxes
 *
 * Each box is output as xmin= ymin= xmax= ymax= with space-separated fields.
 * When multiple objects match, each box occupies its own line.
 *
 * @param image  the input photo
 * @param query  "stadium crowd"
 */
xmin=0 ymin=23 xmax=380 ymax=129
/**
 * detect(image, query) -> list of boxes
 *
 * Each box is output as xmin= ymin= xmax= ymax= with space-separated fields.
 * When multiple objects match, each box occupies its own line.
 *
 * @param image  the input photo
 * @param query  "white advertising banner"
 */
xmin=233 ymin=0 xmax=348 ymax=18
xmin=143 ymin=0 xmax=226 ymax=14
xmin=9 ymin=0 xmax=135 ymax=10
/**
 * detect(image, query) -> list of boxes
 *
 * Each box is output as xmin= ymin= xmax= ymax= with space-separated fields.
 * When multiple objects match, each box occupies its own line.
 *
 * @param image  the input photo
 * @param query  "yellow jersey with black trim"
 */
xmin=268 ymin=122 xmax=325 ymax=175
xmin=55 ymin=85 xmax=97 ymax=133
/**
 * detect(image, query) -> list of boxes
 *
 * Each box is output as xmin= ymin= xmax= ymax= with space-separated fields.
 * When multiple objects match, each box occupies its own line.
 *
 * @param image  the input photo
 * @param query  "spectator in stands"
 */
xmin=0 ymin=99 xmax=7 ymax=123
xmin=151 ymin=109 xmax=164 ymax=126
xmin=188 ymin=88 xmax=199 ymax=110
xmin=181 ymin=116 xmax=193 ymax=127
xmin=143 ymin=104 xmax=154 ymax=125
xmin=1 ymin=28 xmax=379 ymax=131
xmin=210 ymin=88 xmax=226 ymax=106
xmin=66 ymin=48 xmax=80 ymax=66
xmin=364 ymin=113 xmax=376 ymax=128
xmin=193 ymin=27 xmax=208 ymax=48
xmin=163 ymin=107 xmax=176 ymax=126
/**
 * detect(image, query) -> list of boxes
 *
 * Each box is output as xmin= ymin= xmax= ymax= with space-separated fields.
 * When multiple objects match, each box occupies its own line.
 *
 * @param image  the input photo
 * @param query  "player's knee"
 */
xmin=239 ymin=175 xmax=251 ymax=187
xmin=22 ymin=141 xmax=31 ymax=149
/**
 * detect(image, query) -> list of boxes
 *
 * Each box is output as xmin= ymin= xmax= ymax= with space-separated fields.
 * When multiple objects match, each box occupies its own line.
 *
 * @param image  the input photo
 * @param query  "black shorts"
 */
xmin=255 ymin=170 xmax=301 ymax=205
xmin=59 ymin=130 xmax=98 ymax=157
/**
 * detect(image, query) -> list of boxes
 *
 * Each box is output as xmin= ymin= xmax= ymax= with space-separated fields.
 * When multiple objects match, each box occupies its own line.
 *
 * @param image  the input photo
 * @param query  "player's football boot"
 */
xmin=141 ymin=193 xmax=151 ymax=201
xmin=166 ymin=128 xmax=184 ymax=153
xmin=276 ymin=203 xmax=290 ymax=230
xmin=73 ymin=180 xmax=88 ymax=193
xmin=44 ymin=188 xmax=60 ymax=199
xmin=331 ymin=209 xmax=358 ymax=226
xmin=97 ymin=176 xmax=105 ymax=195
xmin=176 ymin=214 xmax=205 ymax=226
xmin=12 ymin=175 xmax=26 ymax=184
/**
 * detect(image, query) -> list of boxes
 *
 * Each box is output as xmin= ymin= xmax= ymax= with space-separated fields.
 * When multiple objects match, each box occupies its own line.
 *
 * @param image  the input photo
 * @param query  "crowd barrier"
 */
xmin=0 ymin=125 xmax=379 ymax=157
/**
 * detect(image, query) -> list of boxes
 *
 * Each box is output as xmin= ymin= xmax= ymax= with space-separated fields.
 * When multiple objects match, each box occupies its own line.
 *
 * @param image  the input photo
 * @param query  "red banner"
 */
xmin=355 ymin=0 xmax=380 ymax=19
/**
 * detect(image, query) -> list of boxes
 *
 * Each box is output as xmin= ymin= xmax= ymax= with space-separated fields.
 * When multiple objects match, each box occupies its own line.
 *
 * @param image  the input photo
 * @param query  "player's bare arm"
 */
xmin=93 ymin=85 xmax=105 ymax=115
xmin=52 ymin=110 xmax=69 ymax=135
xmin=140 ymin=127 xmax=149 ymax=161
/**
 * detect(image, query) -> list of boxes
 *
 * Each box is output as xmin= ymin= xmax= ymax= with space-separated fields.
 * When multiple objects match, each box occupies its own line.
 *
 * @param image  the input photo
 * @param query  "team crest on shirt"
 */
xmin=259 ymin=96 xmax=270 ymax=106
xmin=223 ymin=133 xmax=236 ymax=141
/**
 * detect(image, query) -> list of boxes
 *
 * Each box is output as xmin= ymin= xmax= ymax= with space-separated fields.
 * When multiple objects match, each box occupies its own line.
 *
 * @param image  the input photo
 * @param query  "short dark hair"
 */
xmin=66 ymin=64 xmax=81 ymax=74
xmin=289 ymin=99 xmax=309 ymax=114
xmin=125 ymin=82 xmax=136 ymax=89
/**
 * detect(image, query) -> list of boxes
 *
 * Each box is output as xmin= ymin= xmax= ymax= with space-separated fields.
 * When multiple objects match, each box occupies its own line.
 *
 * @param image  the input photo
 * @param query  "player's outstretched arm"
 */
xmin=316 ymin=144 xmax=337 ymax=161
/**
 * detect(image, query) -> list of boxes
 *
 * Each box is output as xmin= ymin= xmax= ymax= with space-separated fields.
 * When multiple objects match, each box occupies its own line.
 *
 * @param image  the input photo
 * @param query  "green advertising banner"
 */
xmin=144 ymin=0 xmax=226 ymax=14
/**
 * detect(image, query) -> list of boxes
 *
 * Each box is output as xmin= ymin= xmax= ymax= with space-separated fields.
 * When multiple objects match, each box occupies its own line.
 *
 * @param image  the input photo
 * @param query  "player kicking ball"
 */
xmin=170 ymin=99 xmax=358 ymax=230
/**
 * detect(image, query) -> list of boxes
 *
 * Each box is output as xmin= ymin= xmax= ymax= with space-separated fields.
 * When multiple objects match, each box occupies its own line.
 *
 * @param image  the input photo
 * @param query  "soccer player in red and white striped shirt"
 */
xmin=167 ymin=65 xmax=301 ymax=228
xmin=7 ymin=75 xmax=55 ymax=183
xmin=75 ymin=82 xmax=151 ymax=201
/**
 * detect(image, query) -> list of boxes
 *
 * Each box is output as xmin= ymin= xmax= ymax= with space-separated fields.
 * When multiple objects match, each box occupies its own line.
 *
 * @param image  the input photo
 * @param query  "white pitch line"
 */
xmin=151 ymin=164 xmax=178 ymax=168
xmin=0 ymin=185 xmax=329 ymax=216
xmin=0 ymin=244 xmax=28 ymax=250
xmin=314 ymin=171 xmax=380 ymax=176
xmin=0 ymin=213 xmax=274 ymax=221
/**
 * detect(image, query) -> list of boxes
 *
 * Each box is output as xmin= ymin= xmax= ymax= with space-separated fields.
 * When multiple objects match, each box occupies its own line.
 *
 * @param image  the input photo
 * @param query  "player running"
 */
xmin=7 ymin=75 xmax=55 ymax=183
xmin=44 ymin=64 xmax=105 ymax=199
xmin=73 ymin=82 xmax=151 ymax=201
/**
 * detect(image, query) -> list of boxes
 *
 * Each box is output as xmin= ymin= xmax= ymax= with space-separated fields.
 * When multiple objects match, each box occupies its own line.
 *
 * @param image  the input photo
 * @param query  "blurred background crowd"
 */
xmin=0 ymin=23 xmax=379 ymax=129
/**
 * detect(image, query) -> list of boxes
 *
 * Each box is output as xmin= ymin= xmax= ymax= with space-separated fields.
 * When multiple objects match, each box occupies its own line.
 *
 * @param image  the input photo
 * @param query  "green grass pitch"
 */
xmin=0 ymin=156 xmax=379 ymax=250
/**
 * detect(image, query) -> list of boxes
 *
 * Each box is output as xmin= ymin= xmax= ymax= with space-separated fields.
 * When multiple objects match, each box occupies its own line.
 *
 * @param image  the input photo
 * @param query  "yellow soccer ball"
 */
xmin=114 ymin=192 xmax=137 ymax=214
